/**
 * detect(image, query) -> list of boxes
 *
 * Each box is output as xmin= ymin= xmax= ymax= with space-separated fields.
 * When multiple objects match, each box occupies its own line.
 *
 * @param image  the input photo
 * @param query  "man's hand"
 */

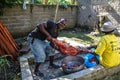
xmin=46 ymin=36 xmax=53 ymax=41
xmin=87 ymin=50 xmax=94 ymax=53
xmin=78 ymin=46 xmax=95 ymax=53
xmin=50 ymin=38 xmax=59 ymax=49
xmin=79 ymin=47 xmax=89 ymax=53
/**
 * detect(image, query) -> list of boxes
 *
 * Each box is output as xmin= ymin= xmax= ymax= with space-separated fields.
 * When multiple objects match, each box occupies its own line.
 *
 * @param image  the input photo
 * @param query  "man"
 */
xmin=88 ymin=21 xmax=120 ymax=68
xmin=27 ymin=18 xmax=67 ymax=77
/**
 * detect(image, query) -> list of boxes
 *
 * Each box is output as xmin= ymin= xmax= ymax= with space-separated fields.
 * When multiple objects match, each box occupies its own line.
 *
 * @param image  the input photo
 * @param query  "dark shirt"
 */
xmin=30 ymin=20 xmax=58 ymax=40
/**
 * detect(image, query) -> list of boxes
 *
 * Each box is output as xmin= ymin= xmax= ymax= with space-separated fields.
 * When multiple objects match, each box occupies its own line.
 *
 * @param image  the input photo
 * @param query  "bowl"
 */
xmin=61 ymin=56 xmax=85 ymax=73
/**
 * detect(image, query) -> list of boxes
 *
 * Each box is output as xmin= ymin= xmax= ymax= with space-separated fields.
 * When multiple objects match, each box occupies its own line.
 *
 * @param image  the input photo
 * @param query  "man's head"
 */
xmin=100 ymin=21 xmax=117 ymax=33
xmin=57 ymin=18 xmax=67 ymax=30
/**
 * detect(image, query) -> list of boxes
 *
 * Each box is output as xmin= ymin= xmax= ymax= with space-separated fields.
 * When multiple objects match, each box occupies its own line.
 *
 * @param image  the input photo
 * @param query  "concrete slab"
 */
xmin=51 ymin=65 xmax=104 ymax=80
xmin=19 ymin=37 xmax=120 ymax=80
xmin=19 ymin=57 xmax=34 ymax=80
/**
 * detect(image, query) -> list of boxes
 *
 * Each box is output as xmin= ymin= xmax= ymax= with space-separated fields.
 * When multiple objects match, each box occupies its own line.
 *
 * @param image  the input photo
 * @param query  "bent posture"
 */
xmin=27 ymin=18 xmax=67 ymax=77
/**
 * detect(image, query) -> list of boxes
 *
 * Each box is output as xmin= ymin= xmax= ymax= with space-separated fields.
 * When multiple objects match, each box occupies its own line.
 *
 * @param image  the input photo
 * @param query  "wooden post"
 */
xmin=54 ymin=0 xmax=59 ymax=22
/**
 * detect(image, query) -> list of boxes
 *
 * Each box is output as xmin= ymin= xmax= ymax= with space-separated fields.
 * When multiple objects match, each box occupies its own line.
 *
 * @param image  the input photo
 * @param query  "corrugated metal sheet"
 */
xmin=0 ymin=21 xmax=19 ymax=60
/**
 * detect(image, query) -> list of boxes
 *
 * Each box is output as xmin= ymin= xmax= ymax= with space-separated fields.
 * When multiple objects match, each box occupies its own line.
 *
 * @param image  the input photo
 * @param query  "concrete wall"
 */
xmin=92 ymin=0 xmax=120 ymax=28
xmin=77 ymin=0 xmax=98 ymax=31
xmin=0 ymin=5 xmax=78 ymax=38
xmin=77 ymin=0 xmax=120 ymax=32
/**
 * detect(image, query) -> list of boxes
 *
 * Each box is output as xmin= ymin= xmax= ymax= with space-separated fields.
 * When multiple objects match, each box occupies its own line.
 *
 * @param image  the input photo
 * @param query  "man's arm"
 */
xmin=38 ymin=22 xmax=52 ymax=41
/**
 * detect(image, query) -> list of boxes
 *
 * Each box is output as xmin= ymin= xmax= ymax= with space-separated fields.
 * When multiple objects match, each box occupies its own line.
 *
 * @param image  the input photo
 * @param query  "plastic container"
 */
xmin=84 ymin=53 xmax=99 ymax=68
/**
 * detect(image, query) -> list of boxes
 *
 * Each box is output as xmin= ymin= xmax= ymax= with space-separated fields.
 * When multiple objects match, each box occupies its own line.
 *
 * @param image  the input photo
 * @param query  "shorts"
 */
xmin=27 ymin=36 xmax=57 ymax=62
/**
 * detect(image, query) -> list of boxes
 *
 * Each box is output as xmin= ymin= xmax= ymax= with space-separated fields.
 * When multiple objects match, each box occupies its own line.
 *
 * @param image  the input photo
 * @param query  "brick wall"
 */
xmin=0 ymin=5 xmax=78 ymax=38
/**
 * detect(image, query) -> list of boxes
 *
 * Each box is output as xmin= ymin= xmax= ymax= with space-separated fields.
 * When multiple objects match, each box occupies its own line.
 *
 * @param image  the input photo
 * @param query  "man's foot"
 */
xmin=49 ymin=64 xmax=60 ymax=69
xmin=34 ymin=70 xmax=44 ymax=77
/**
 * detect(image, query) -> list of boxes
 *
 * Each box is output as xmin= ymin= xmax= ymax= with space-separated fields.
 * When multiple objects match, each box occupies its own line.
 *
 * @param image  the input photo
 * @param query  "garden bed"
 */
xmin=0 ymin=59 xmax=21 ymax=80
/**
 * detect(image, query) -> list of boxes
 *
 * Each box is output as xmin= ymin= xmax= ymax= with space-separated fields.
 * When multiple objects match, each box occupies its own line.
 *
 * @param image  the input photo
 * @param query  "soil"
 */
xmin=0 ymin=30 xmax=119 ymax=80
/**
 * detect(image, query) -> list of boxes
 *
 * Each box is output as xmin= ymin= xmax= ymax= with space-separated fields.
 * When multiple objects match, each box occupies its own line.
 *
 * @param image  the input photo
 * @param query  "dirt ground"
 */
xmin=1 ymin=54 xmax=120 ymax=80
xmin=0 ymin=30 xmax=120 ymax=80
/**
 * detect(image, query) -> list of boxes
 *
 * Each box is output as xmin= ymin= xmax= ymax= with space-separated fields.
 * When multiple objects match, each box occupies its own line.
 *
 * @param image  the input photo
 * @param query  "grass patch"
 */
xmin=59 ymin=30 xmax=120 ymax=46
xmin=59 ymin=31 xmax=102 ymax=45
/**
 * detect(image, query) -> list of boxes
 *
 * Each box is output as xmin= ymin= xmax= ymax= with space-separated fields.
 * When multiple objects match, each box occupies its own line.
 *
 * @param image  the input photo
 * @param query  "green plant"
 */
xmin=0 ymin=55 xmax=12 ymax=80
xmin=0 ymin=0 xmax=23 ymax=16
xmin=0 ymin=0 xmax=23 ymax=9
xmin=0 ymin=55 xmax=11 ymax=67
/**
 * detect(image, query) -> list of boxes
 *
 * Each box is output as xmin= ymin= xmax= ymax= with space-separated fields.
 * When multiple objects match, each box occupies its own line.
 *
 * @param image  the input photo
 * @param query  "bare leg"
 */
xmin=34 ymin=62 xmax=44 ymax=77
xmin=49 ymin=56 xmax=60 ymax=68
xmin=49 ymin=56 xmax=54 ymax=66
xmin=34 ymin=62 xmax=41 ymax=72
